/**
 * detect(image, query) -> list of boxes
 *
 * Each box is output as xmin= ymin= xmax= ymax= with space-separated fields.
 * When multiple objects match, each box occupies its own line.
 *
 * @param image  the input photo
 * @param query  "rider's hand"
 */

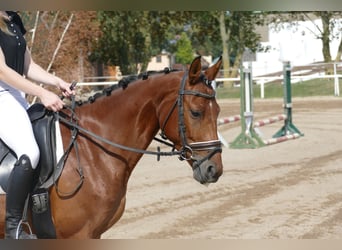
xmin=57 ymin=79 xmax=76 ymax=98
xmin=39 ymin=89 xmax=65 ymax=112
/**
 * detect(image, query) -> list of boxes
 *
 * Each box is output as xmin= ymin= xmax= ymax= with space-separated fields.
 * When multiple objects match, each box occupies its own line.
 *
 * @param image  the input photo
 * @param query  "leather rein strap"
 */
xmin=56 ymin=71 xmax=222 ymax=177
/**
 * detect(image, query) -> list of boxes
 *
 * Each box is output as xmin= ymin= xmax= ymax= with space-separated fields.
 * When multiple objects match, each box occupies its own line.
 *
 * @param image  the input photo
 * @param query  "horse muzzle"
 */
xmin=189 ymin=140 xmax=223 ymax=184
xmin=192 ymin=158 xmax=222 ymax=184
xmin=178 ymin=140 xmax=222 ymax=184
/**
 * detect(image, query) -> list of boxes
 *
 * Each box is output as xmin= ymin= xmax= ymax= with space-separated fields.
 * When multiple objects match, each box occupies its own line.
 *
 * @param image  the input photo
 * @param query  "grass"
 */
xmin=216 ymin=78 xmax=342 ymax=99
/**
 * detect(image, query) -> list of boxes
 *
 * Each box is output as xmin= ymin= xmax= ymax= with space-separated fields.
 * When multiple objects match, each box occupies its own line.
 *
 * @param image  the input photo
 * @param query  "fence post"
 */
xmin=334 ymin=63 xmax=340 ymax=96
xmin=260 ymin=80 xmax=265 ymax=99
xmin=273 ymin=61 xmax=304 ymax=138
xmin=230 ymin=63 xmax=265 ymax=149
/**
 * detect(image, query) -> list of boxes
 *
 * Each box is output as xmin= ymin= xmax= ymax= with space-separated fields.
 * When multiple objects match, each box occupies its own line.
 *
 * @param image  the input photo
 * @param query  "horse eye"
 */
xmin=190 ymin=110 xmax=201 ymax=118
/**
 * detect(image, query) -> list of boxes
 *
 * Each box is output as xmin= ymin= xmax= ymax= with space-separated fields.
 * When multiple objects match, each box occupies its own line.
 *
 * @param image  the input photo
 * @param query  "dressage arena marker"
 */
xmin=228 ymin=61 xmax=303 ymax=149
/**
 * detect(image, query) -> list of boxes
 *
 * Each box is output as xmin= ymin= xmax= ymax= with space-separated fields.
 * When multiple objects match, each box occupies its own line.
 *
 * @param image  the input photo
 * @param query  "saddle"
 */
xmin=0 ymin=103 xmax=60 ymax=238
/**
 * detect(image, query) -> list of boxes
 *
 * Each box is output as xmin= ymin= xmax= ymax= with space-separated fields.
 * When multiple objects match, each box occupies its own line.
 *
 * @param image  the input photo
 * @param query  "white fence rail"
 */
xmin=76 ymin=62 xmax=341 ymax=97
xmin=215 ymin=74 xmax=341 ymax=98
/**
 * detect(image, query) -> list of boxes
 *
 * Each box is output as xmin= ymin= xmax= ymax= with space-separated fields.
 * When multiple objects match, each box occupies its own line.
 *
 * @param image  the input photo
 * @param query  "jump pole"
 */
xmin=218 ymin=114 xmax=285 ymax=127
xmin=273 ymin=61 xmax=304 ymax=138
xmin=263 ymin=133 xmax=301 ymax=145
xmin=217 ymin=115 xmax=241 ymax=125
xmin=230 ymin=63 xmax=265 ymax=149
xmin=253 ymin=114 xmax=287 ymax=128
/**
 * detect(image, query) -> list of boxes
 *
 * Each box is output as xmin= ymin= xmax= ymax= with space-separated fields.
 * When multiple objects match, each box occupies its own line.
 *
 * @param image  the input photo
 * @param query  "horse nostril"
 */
xmin=207 ymin=165 xmax=216 ymax=178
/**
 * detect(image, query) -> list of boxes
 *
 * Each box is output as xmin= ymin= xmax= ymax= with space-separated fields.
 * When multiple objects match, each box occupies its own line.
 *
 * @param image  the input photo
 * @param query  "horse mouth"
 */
xmin=192 ymin=159 xmax=221 ymax=184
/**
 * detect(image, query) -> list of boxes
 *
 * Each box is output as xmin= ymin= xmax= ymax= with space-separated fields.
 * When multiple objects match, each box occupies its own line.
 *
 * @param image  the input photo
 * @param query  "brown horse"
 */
xmin=0 ymin=56 xmax=223 ymax=239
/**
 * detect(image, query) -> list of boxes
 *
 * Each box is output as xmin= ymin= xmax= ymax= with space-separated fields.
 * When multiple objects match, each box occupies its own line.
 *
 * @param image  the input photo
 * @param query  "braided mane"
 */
xmin=77 ymin=67 xmax=181 ymax=106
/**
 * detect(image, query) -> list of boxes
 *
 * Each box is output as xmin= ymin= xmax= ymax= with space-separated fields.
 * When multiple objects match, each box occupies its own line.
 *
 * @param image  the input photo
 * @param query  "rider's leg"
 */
xmin=0 ymin=93 xmax=39 ymax=239
xmin=0 ymin=93 xmax=40 ymax=167
xmin=5 ymin=155 xmax=37 ymax=239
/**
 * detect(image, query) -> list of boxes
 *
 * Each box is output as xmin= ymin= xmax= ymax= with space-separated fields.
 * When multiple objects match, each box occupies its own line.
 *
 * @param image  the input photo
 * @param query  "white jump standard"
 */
xmin=229 ymin=61 xmax=303 ymax=149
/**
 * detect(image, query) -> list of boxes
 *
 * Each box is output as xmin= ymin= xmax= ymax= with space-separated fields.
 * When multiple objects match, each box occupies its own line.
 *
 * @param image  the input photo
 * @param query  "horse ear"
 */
xmin=205 ymin=56 xmax=222 ymax=81
xmin=188 ymin=56 xmax=202 ymax=84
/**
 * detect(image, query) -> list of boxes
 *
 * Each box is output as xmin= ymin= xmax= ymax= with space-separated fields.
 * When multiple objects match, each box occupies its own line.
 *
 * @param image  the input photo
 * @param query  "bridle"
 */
xmin=43 ymin=70 xmax=222 ymax=195
xmin=159 ymin=72 xmax=222 ymax=170
xmin=57 ymin=71 xmax=222 ymax=171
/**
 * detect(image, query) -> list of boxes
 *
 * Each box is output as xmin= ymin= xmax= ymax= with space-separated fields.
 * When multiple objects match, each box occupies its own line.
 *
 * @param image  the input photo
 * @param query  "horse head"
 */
xmin=159 ymin=56 xmax=223 ymax=184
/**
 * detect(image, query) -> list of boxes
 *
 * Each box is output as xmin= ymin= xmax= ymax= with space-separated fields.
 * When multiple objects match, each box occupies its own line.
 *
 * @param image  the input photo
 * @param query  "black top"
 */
xmin=0 ymin=11 xmax=27 ymax=75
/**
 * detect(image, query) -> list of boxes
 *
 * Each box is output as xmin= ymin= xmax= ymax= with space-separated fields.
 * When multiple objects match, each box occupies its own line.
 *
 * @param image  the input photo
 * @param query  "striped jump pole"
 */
xmin=263 ymin=133 xmax=301 ymax=145
xmin=217 ymin=115 xmax=241 ymax=125
xmin=273 ymin=61 xmax=304 ymax=138
xmin=253 ymin=114 xmax=287 ymax=128
xmin=230 ymin=63 xmax=265 ymax=149
xmin=218 ymin=114 xmax=286 ymax=127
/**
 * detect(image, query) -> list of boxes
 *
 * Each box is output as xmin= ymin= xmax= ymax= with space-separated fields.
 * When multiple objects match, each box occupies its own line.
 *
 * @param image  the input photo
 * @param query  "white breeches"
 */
xmin=0 ymin=92 xmax=39 ymax=169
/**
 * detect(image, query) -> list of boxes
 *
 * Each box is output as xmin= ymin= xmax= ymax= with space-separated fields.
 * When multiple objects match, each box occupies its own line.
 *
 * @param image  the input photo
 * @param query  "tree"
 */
xmin=21 ymin=11 xmax=101 ymax=82
xmin=21 ymin=11 xmax=266 ymax=84
xmin=175 ymin=32 xmax=194 ymax=65
xmin=312 ymin=12 xmax=342 ymax=62
xmin=161 ymin=11 xmax=265 ymax=84
xmin=220 ymin=12 xmax=264 ymax=78
xmin=91 ymin=11 xmax=174 ymax=75
xmin=268 ymin=11 xmax=342 ymax=63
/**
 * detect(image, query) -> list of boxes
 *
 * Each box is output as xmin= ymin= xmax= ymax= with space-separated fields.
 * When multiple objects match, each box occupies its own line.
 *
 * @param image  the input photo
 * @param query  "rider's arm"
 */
xmin=0 ymin=47 xmax=65 ymax=112
xmin=0 ymin=47 xmax=45 ymax=98
xmin=23 ymin=47 xmax=74 ymax=98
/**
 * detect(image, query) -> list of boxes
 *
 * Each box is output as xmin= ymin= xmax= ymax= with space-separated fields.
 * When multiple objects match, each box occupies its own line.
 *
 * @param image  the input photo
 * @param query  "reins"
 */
xmin=52 ymin=70 xmax=222 ymax=194
xmin=57 ymin=111 xmax=182 ymax=161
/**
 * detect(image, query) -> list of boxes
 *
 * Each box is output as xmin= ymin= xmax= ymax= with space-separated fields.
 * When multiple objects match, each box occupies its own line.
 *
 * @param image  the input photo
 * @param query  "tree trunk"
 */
xmin=334 ymin=35 xmax=342 ymax=62
xmin=218 ymin=11 xmax=232 ymax=87
xmin=229 ymin=13 xmax=247 ymax=80
xmin=319 ymin=12 xmax=334 ymax=75
xmin=321 ymin=13 xmax=332 ymax=62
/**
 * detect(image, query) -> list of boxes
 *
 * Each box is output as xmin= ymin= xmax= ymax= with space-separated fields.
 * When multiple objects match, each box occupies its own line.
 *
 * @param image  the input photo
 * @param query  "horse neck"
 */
xmin=76 ymin=74 xmax=179 ymax=155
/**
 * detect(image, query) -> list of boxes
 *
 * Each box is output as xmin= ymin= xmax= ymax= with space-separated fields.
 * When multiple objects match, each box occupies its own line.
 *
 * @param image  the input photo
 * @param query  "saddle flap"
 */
xmin=27 ymin=103 xmax=48 ymax=122
xmin=31 ymin=112 xmax=57 ymax=186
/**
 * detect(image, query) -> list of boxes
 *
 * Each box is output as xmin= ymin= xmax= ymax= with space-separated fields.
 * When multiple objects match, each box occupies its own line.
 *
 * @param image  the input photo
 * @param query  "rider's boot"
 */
xmin=5 ymin=154 xmax=37 ymax=239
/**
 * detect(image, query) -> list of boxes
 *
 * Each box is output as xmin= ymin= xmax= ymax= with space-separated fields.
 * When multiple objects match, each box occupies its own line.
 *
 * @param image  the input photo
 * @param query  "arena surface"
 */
xmin=103 ymin=96 xmax=342 ymax=239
